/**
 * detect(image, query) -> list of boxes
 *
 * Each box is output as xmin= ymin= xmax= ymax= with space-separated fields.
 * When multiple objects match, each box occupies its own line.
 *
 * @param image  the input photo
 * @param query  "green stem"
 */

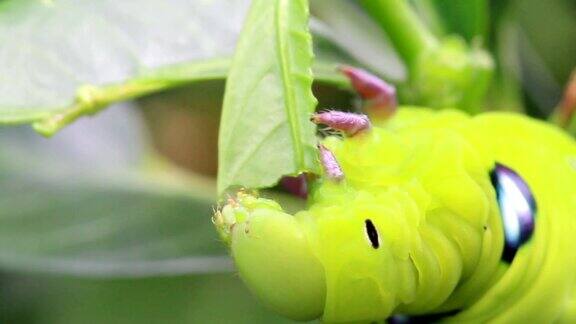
xmin=30 ymin=58 xmax=345 ymax=137
xmin=32 ymin=79 xmax=173 ymax=137
xmin=360 ymin=0 xmax=438 ymax=69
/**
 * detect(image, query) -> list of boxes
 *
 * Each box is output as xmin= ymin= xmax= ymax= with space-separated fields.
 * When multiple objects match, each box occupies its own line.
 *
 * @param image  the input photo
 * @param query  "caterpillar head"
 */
xmin=214 ymin=192 xmax=326 ymax=321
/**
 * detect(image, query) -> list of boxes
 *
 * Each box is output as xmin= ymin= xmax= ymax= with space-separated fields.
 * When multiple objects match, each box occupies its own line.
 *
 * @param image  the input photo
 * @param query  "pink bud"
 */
xmin=280 ymin=174 xmax=308 ymax=199
xmin=339 ymin=65 xmax=397 ymax=119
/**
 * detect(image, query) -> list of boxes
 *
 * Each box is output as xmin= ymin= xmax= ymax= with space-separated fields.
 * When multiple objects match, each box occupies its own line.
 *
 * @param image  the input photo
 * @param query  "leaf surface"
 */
xmin=217 ymin=0 xmax=320 ymax=194
xmin=0 ymin=105 xmax=230 ymax=277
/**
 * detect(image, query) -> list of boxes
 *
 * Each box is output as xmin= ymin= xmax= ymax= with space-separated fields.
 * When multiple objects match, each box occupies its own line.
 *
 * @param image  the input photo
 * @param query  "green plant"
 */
xmin=0 ymin=0 xmax=574 ymax=323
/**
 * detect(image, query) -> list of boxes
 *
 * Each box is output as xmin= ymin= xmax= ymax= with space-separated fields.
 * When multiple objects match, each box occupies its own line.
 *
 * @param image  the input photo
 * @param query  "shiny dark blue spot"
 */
xmin=490 ymin=163 xmax=536 ymax=263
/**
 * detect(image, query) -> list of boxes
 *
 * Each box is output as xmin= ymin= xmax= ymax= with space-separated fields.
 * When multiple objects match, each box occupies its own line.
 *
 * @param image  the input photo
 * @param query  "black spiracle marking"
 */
xmin=365 ymin=219 xmax=379 ymax=249
xmin=386 ymin=309 xmax=461 ymax=324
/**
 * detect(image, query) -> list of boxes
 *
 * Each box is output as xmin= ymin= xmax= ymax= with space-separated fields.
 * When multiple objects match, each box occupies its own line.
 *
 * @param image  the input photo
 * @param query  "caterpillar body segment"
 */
xmin=215 ymin=108 xmax=576 ymax=323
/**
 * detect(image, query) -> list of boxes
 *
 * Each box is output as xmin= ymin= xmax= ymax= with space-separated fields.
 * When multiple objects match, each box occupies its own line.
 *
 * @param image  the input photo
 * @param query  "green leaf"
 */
xmin=217 ymin=0 xmax=320 ymax=194
xmin=0 ymin=173 xmax=228 ymax=277
xmin=0 ymin=105 xmax=229 ymax=277
xmin=0 ymin=0 xmax=349 ymax=136
xmin=3 ymin=274 xmax=302 ymax=324
xmin=0 ymin=0 xmax=251 ymax=127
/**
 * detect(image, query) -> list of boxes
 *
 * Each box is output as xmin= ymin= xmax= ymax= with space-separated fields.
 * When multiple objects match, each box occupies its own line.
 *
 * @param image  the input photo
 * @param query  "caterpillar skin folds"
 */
xmin=214 ymin=70 xmax=576 ymax=323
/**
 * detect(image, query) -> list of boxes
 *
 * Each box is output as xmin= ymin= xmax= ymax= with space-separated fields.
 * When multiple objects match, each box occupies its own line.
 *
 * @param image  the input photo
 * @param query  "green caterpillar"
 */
xmin=214 ymin=67 xmax=576 ymax=323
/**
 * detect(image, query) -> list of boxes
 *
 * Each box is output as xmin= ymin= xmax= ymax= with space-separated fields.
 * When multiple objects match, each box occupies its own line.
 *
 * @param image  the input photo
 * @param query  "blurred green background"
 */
xmin=0 ymin=0 xmax=574 ymax=323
